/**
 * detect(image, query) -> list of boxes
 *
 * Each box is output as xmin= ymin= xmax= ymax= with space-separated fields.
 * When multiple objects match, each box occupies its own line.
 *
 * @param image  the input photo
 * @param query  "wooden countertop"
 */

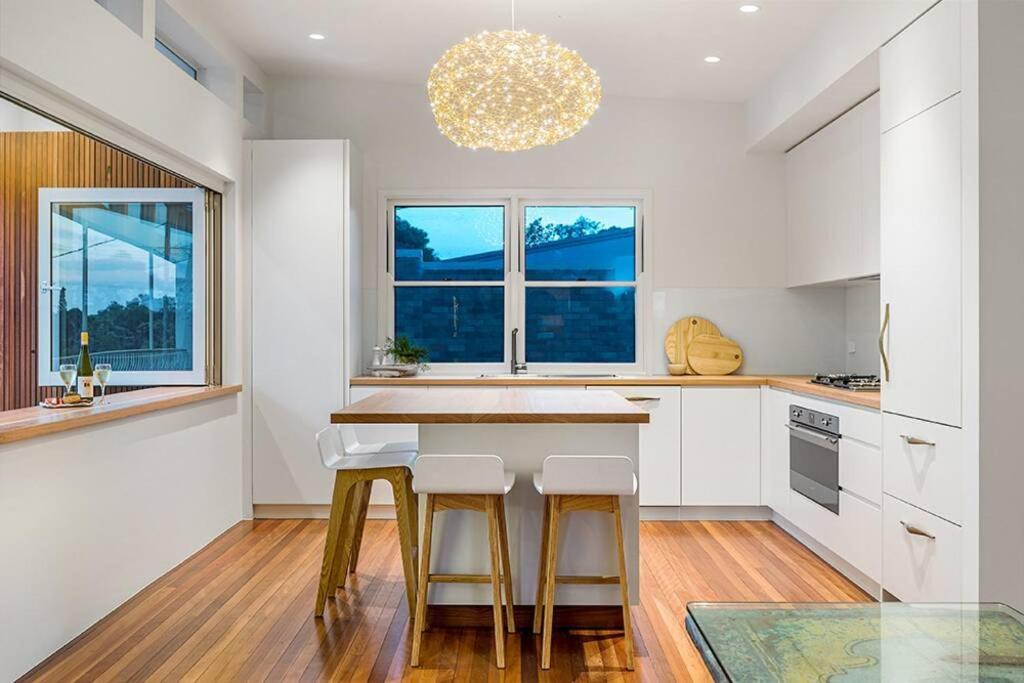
xmin=350 ymin=375 xmax=881 ymax=410
xmin=0 ymin=385 xmax=243 ymax=445
xmin=332 ymin=388 xmax=651 ymax=424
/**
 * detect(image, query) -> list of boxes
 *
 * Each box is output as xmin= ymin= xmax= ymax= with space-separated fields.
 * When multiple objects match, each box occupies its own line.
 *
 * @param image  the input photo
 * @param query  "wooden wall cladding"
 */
xmin=0 ymin=130 xmax=193 ymax=411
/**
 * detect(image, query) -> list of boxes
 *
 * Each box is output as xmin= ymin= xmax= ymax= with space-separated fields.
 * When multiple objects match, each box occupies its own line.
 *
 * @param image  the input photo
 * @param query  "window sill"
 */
xmin=0 ymin=385 xmax=242 ymax=445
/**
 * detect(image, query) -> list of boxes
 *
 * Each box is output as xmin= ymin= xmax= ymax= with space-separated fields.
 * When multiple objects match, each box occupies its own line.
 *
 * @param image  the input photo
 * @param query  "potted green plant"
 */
xmin=383 ymin=336 xmax=429 ymax=374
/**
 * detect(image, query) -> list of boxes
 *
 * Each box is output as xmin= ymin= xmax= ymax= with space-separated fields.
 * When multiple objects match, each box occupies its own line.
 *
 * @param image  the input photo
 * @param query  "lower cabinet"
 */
xmin=883 ymin=493 xmax=962 ymax=602
xmin=761 ymin=387 xmax=793 ymax=516
xmin=681 ymin=387 xmax=761 ymax=506
xmin=589 ymin=385 xmax=681 ymax=506
xmin=349 ymin=386 xmax=419 ymax=505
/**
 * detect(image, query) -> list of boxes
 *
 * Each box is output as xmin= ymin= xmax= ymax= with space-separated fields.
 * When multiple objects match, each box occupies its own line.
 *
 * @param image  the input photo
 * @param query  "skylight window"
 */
xmin=155 ymin=36 xmax=199 ymax=80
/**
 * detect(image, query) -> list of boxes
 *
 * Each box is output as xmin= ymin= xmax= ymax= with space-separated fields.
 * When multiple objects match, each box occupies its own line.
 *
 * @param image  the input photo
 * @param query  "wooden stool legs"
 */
xmin=315 ymin=467 xmax=418 ymax=619
xmin=533 ymin=494 xmax=635 ymax=671
xmin=410 ymin=493 xmax=515 ymax=669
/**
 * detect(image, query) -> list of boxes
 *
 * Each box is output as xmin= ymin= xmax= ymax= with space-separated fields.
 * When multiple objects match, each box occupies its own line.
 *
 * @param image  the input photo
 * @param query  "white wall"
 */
xmin=844 ymin=281 xmax=881 ymax=375
xmin=746 ymin=0 xmax=930 ymax=151
xmin=0 ymin=0 xmax=261 ymax=676
xmin=271 ymin=77 xmax=788 ymax=291
xmin=0 ymin=396 xmax=242 ymax=682
xmin=0 ymin=96 xmax=67 ymax=131
xmin=268 ymin=76 xmax=814 ymax=368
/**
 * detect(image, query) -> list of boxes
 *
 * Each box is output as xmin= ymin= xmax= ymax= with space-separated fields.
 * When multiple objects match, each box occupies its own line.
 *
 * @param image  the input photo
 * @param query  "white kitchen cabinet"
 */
xmin=880 ymin=94 xmax=962 ymax=427
xmin=349 ymin=386 xmax=420 ymax=505
xmin=785 ymin=93 xmax=880 ymax=286
xmin=590 ymin=386 xmax=681 ymax=506
xmin=879 ymin=0 xmax=960 ymax=133
xmin=883 ymin=494 xmax=962 ymax=602
xmin=251 ymin=140 xmax=360 ymax=505
xmin=681 ymin=388 xmax=761 ymax=506
xmin=882 ymin=413 xmax=962 ymax=525
xmin=760 ymin=388 xmax=791 ymax=516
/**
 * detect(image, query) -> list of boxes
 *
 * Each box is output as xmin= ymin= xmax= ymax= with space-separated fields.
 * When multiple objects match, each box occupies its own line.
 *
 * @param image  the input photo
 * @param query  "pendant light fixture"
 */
xmin=427 ymin=0 xmax=601 ymax=152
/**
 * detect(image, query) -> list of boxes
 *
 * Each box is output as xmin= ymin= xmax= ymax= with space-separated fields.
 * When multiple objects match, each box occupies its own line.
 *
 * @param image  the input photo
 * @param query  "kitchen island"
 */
xmin=331 ymin=388 xmax=649 ymax=613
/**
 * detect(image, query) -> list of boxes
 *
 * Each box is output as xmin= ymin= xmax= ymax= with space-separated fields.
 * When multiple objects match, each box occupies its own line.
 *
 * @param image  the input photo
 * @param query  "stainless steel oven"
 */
xmin=788 ymin=404 xmax=840 ymax=514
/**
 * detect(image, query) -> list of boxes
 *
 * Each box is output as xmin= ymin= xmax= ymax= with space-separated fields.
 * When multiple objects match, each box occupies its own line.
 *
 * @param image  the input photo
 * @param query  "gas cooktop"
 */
xmin=810 ymin=374 xmax=881 ymax=392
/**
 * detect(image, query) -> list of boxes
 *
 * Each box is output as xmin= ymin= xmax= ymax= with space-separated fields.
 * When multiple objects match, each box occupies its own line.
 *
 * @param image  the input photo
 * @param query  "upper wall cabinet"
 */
xmin=785 ymin=92 xmax=880 ymax=287
xmin=879 ymin=0 xmax=961 ymax=132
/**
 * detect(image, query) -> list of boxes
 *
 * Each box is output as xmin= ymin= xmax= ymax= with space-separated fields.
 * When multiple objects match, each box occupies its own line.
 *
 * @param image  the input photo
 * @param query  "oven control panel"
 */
xmin=789 ymin=404 xmax=840 ymax=436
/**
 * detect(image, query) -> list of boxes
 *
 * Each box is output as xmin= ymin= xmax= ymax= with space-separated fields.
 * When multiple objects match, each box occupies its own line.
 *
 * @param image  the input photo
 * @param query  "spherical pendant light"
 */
xmin=427 ymin=29 xmax=601 ymax=152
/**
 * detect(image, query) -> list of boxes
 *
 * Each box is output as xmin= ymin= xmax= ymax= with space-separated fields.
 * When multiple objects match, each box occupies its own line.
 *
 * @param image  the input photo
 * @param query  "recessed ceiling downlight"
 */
xmin=704 ymin=55 xmax=721 ymax=64
xmin=739 ymin=4 xmax=760 ymax=13
xmin=308 ymin=33 xmax=326 ymax=40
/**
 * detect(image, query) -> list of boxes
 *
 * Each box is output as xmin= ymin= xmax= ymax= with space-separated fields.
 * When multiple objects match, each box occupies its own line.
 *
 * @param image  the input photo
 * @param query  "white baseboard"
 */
xmin=772 ymin=512 xmax=881 ymax=599
xmin=640 ymin=505 xmax=773 ymax=521
xmin=253 ymin=504 xmax=397 ymax=520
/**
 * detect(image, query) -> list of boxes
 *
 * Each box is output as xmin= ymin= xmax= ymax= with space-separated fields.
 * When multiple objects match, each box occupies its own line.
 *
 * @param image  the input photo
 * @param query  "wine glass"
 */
xmin=94 ymin=364 xmax=112 ymax=404
xmin=59 ymin=364 xmax=77 ymax=398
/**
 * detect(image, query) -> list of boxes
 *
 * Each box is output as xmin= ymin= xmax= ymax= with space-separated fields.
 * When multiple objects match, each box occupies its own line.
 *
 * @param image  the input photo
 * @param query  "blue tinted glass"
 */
xmin=524 ymin=206 xmax=635 ymax=281
xmin=50 ymin=201 xmax=194 ymax=372
xmin=395 ymin=286 xmax=504 ymax=362
xmin=395 ymin=206 xmax=504 ymax=281
xmin=525 ymin=287 xmax=635 ymax=363
xmin=155 ymin=38 xmax=198 ymax=80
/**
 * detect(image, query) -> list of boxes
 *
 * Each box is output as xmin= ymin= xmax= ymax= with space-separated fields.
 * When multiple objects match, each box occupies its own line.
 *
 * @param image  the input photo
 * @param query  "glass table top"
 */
xmin=685 ymin=602 xmax=1024 ymax=682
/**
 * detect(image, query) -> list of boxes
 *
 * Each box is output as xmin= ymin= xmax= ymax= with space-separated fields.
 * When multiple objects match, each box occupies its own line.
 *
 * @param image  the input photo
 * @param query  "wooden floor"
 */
xmin=23 ymin=519 xmax=870 ymax=682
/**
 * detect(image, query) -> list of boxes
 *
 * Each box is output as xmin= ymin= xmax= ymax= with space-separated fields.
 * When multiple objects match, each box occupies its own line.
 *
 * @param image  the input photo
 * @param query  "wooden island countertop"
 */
xmin=332 ymin=388 xmax=651 ymax=424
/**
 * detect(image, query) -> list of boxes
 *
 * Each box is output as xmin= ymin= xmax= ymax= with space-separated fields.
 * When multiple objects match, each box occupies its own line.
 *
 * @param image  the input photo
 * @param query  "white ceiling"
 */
xmin=202 ymin=0 xmax=845 ymax=102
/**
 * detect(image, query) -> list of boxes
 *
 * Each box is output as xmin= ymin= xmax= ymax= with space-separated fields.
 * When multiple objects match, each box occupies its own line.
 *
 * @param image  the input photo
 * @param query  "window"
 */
xmin=391 ymin=204 xmax=508 ymax=363
xmin=38 ymin=188 xmax=207 ymax=385
xmin=387 ymin=197 xmax=643 ymax=368
xmin=155 ymin=36 xmax=199 ymax=80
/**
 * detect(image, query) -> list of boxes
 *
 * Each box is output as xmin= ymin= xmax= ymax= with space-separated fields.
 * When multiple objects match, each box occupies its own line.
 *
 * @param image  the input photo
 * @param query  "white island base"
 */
xmin=417 ymin=422 xmax=640 ymax=607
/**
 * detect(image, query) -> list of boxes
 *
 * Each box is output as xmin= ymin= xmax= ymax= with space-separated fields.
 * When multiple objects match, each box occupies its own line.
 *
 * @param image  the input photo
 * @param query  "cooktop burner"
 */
xmin=810 ymin=374 xmax=881 ymax=392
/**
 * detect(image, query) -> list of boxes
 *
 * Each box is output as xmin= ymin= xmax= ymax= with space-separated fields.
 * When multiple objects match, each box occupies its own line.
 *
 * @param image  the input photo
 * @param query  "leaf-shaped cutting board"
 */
xmin=686 ymin=334 xmax=744 ymax=376
xmin=664 ymin=317 xmax=721 ymax=373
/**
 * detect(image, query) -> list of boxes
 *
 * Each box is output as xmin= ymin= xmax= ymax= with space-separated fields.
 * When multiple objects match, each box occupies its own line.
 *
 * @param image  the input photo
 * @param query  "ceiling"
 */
xmin=202 ymin=0 xmax=844 ymax=102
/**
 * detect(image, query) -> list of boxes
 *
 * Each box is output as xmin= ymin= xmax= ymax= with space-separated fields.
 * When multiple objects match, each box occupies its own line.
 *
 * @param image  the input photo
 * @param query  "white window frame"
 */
xmin=380 ymin=190 xmax=651 ymax=374
xmin=37 ymin=187 xmax=207 ymax=386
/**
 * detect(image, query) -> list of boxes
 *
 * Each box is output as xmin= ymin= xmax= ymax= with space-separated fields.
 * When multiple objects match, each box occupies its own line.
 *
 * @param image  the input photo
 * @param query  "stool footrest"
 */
xmin=554 ymin=575 xmax=621 ymax=585
xmin=428 ymin=573 xmax=506 ymax=584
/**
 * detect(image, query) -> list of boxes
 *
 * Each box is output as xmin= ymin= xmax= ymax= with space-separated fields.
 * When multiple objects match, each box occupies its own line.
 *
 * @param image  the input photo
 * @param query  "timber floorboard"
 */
xmin=20 ymin=519 xmax=871 ymax=682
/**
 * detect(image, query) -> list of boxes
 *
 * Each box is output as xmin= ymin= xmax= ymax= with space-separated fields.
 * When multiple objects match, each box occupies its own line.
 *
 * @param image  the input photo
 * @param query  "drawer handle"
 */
xmin=625 ymin=396 xmax=660 ymax=402
xmin=900 ymin=434 xmax=936 ymax=447
xmin=900 ymin=521 xmax=936 ymax=540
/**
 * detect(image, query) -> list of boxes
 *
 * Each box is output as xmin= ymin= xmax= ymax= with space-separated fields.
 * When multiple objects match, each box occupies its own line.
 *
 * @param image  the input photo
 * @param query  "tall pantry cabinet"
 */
xmin=249 ymin=140 xmax=363 ymax=508
xmin=880 ymin=0 xmax=1024 ymax=611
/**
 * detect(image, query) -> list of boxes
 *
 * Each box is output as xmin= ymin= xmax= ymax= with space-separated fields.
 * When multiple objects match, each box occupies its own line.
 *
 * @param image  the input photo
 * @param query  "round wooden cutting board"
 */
xmin=664 ymin=316 xmax=721 ymax=374
xmin=686 ymin=334 xmax=744 ymax=375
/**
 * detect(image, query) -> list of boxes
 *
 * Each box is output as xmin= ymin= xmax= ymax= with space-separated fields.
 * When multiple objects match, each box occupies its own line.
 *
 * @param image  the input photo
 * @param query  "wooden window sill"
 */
xmin=0 ymin=385 xmax=242 ymax=445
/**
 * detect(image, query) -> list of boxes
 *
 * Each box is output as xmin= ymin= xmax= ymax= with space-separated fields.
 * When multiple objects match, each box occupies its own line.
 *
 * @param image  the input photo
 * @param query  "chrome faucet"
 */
xmin=511 ymin=327 xmax=528 ymax=375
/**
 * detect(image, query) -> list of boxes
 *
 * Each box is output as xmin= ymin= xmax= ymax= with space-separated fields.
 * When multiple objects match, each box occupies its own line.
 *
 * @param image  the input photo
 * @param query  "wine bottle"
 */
xmin=77 ymin=331 xmax=94 ymax=399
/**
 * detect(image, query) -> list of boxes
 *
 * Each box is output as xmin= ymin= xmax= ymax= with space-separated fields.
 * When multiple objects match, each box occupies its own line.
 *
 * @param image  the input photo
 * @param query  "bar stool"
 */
xmin=410 ymin=455 xmax=516 ymax=669
xmin=314 ymin=425 xmax=419 ymax=619
xmin=532 ymin=455 xmax=637 ymax=671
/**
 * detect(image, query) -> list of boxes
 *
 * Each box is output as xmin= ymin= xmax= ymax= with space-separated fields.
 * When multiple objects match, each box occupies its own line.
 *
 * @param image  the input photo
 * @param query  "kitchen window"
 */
xmin=37 ymin=188 xmax=207 ymax=385
xmin=386 ymin=197 xmax=644 ymax=369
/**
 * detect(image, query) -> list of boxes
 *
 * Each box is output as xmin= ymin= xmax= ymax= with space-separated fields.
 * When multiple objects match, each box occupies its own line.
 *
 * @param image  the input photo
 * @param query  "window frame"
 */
xmin=381 ymin=191 xmax=650 ymax=374
xmin=155 ymin=35 xmax=200 ymax=80
xmin=37 ymin=187 xmax=208 ymax=387
xmin=385 ymin=198 xmax=513 ymax=374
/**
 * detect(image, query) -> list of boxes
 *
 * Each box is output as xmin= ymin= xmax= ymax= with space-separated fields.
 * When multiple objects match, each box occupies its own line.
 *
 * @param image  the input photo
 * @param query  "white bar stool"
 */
xmin=410 ymin=455 xmax=516 ymax=669
xmin=532 ymin=455 xmax=637 ymax=671
xmin=314 ymin=425 xmax=419 ymax=619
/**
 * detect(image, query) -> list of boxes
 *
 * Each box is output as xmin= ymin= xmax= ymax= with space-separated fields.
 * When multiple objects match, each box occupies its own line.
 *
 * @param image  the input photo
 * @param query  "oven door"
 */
xmin=789 ymin=424 xmax=840 ymax=514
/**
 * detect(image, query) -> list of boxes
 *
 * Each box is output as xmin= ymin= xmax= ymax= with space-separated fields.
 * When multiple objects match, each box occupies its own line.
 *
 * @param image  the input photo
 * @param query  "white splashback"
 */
xmin=651 ymin=287 xmax=848 ymax=375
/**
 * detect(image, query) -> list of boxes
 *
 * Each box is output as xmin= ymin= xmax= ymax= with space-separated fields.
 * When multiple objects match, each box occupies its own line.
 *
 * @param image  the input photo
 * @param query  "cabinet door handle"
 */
xmin=625 ymin=396 xmax=660 ymax=402
xmin=879 ymin=303 xmax=891 ymax=382
xmin=900 ymin=434 xmax=936 ymax=447
xmin=900 ymin=521 xmax=936 ymax=540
